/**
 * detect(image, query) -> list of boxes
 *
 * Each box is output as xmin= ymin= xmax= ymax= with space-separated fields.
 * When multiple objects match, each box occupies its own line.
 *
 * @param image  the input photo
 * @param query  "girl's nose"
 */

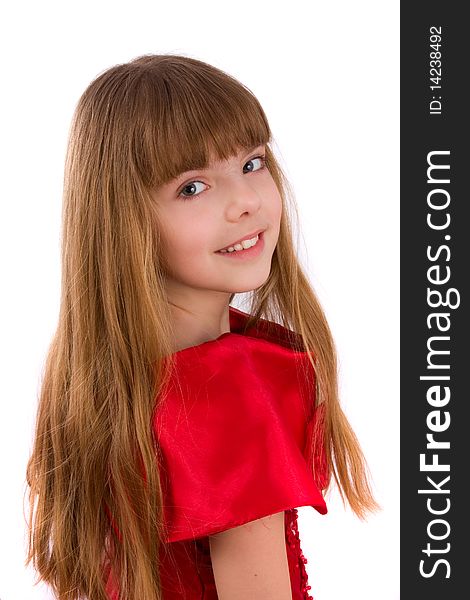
xmin=223 ymin=177 xmax=262 ymax=219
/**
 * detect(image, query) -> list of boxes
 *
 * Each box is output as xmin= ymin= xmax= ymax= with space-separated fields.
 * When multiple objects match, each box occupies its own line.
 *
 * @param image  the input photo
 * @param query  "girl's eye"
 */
xmin=243 ymin=155 xmax=266 ymax=174
xmin=178 ymin=181 xmax=207 ymax=199
xmin=177 ymin=154 xmax=267 ymax=200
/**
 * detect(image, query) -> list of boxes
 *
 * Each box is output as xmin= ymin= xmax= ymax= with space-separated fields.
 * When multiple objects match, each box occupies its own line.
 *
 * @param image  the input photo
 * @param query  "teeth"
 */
xmin=219 ymin=234 xmax=259 ymax=253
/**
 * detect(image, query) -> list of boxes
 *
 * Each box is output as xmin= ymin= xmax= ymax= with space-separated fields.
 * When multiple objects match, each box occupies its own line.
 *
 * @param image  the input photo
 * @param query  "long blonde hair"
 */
xmin=26 ymin=53 xmax=379 ymax=600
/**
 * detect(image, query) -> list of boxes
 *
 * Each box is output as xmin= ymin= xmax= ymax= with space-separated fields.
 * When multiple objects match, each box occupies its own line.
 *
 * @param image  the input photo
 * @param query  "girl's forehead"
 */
xmin=180 ymin=143 xmax=265 ymax=174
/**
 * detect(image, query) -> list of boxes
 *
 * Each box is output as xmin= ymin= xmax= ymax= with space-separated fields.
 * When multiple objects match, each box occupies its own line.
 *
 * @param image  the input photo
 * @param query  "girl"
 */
xmin=26 ymin=54 xmax=379 ymax=599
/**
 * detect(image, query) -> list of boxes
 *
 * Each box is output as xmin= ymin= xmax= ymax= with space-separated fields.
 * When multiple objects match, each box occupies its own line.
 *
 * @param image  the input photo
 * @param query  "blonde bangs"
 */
xmin=133 ymin=55 xmax=272 ymax=187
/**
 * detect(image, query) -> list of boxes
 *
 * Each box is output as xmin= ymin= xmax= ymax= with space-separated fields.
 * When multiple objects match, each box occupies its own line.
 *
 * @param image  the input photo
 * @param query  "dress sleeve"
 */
xmin=153 ymin=336 xmax=328 ymax=544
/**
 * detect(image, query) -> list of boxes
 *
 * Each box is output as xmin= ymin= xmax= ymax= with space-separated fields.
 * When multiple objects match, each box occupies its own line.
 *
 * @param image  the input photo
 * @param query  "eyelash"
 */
xmin=177 ymin=154 xmax=267 ymax=200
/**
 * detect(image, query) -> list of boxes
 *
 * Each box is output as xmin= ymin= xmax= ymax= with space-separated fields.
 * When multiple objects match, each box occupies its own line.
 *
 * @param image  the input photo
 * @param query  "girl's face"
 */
xmin=152 ymin=145 xmax=282 ymax=303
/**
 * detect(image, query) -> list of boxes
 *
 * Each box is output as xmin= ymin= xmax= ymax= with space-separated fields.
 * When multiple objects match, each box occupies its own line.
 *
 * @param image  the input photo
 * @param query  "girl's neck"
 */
xmin=168 ymin=300 xmax=232 ymax=353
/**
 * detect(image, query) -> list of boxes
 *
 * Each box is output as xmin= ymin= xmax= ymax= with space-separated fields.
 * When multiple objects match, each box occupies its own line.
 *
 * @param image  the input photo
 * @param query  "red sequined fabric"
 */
xmin=285 ymin=508 xmax=314 ymax=600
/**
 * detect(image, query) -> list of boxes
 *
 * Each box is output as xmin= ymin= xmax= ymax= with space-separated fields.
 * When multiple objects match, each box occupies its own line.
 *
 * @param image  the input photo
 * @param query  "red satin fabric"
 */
xmin=106 ymin=306 xmax=328 ymax=599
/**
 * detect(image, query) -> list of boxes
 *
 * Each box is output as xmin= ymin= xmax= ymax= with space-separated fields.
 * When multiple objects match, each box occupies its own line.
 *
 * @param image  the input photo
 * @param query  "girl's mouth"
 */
xmin=215 ymin=231 xmax=265 ymax=260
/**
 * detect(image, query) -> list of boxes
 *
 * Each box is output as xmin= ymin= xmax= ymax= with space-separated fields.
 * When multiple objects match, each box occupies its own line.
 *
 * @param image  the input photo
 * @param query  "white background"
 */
xmin=0 ymin=1 xmax=399 ymax=598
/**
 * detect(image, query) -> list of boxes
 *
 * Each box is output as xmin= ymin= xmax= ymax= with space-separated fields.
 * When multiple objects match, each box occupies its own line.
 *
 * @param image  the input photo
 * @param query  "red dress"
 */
xmin=106 ymin=306 xmax=328 ymax=599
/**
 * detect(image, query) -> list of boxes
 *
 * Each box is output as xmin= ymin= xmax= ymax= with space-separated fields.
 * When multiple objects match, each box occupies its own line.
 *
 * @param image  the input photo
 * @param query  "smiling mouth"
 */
xmin=216 ymin=232 xmax=263 ymax=253
xmin=216 ymin=229 xmax=265 ymax=253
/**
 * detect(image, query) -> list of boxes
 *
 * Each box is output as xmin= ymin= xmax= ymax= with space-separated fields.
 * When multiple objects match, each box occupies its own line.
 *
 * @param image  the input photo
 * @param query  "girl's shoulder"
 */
xmin=153 ymin=307 xmax=327 ymax=544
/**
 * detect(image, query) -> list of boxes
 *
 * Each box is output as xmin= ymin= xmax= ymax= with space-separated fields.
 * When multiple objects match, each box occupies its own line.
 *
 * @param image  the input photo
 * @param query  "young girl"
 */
xmin=26 ymin=54 xmax=379 ymax=600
